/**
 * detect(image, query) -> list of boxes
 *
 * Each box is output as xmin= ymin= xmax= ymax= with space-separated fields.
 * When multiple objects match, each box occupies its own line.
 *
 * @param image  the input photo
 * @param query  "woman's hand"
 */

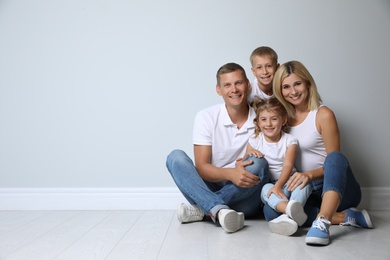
xmin=287 ymin=171 xmax=311 ymax=191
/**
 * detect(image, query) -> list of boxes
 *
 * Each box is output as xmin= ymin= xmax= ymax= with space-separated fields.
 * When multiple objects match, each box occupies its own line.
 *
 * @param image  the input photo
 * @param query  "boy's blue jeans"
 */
xmin=166 ymin=149 xmax=269 ymax=222
xmin=263 ymin=151 xmax=362 ymax=226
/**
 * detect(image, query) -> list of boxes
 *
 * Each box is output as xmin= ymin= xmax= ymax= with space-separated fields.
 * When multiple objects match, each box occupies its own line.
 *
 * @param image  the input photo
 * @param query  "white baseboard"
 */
xmin=0 ymin=187 xmax=388 ymax=211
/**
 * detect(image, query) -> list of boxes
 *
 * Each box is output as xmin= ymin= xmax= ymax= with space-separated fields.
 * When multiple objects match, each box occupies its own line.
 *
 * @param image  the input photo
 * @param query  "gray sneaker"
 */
xmin=268 ymin=214 xmax=298 ymax=236
xmin=177 ymin=203 xmax=205 ymax=223
xmin=218 ymin=209 xmax=245 ymax=233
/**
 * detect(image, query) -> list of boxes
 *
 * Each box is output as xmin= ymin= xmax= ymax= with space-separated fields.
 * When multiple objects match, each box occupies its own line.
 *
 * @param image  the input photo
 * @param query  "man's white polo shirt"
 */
xmin=193 ymin=103 xmax=256 ymax=169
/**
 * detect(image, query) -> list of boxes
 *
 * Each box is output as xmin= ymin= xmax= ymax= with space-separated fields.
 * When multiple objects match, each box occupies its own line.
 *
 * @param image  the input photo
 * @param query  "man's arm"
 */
xmin=193 ymin=145 xmax=260 ymax=188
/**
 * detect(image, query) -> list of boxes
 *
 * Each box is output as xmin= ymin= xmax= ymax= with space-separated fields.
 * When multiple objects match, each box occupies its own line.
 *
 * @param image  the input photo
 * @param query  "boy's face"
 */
xmin=216 ymin=70 xmax=250 ymax=108
xmin=251 ymin=55 xmax=278 ymax=88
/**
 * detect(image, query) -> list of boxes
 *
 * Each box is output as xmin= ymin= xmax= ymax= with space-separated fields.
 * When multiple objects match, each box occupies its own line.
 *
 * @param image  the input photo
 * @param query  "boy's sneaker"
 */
xmin=305 ymin=216 xmax=331 ymax=246
xmin=340 ymin=208 xmax=374 ymax=228
xmin=177 ymin=203 xmax=205 ymax=223
xmin=286 ymin=200 xmax=307 ymax=226
xmin=218 ymin=209 xmax=245 ymax=233
xmin=268 ymin=214 xmax=298 ymax=236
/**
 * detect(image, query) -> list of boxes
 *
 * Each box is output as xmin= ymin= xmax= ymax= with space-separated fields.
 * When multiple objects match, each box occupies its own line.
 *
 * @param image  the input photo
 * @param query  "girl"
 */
xmin=244 ymin=97 xmax=312 ymax=236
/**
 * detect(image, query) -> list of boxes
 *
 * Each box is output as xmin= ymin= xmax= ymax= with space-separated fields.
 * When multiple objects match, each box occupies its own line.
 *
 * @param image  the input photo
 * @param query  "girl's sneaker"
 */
xmin=305 ymin=216 xmax=331 ymax=246
xmin=340 ymin=208 xmax=374 ymax=228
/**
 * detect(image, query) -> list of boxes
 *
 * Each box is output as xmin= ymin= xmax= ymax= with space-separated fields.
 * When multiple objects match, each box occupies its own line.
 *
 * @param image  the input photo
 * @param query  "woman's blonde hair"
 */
xmin=252 ymin=97 xmax=288 ymax=138
xmin=273 ymin=60 xmax=322 ymax=118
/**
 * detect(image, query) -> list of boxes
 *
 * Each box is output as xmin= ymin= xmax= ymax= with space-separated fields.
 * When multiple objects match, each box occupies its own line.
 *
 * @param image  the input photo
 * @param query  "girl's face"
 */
xmin=281 ymin=73 xmax=309 ymax=107
xmin=257 ymin=109 xmax=286 ymax=142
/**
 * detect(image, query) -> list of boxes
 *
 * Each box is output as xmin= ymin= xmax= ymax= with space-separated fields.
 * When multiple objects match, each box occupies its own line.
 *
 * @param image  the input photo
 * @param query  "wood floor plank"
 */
xmin=55 ymin=211 xmax=143 ymax=260
xmin=157 ymin=214 xmax=210 ymax=259
xmin=0 ymin=210 xmax=388 ymax=260
xmin=106 ymin=210 xmax=174 ymax=260
xmin=4 ymin=211 xmax=112 ymax=260
xmin=0 ymin=211 xmax=50 ymax=235
xmin=0 ymin=211 xmax=80 ymax=259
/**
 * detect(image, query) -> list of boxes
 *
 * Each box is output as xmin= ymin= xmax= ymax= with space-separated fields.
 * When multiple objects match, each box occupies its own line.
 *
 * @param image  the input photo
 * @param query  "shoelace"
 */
xmin=340 ymin=216 xmax=361 ymax=227
xmin=313 ymin=217 xmax=329 ymax=231
xmin=188 ymin=206 xmax=204 ymax=217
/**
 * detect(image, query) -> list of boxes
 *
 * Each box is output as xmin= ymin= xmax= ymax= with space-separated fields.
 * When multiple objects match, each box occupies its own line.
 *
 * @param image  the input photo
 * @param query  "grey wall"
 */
xmin=0 ymin=0 xmax=389 ymax=188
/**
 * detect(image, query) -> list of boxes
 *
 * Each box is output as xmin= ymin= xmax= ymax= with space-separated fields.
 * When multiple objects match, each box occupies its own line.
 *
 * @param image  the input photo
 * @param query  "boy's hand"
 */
xmin=247 ymin=149 xmax=264 ymax=158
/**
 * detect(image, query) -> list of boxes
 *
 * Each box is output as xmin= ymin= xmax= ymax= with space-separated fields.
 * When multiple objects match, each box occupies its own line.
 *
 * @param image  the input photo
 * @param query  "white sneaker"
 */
xmin=177 ymin=203 xmax=205 ymax=223
xmin=268 ymin=214 xmax=298 ymax=236
xmin=286 ymin=200 xmax=307 ymax=226
xmin=218 ymin=209 xmax=245 ymax=233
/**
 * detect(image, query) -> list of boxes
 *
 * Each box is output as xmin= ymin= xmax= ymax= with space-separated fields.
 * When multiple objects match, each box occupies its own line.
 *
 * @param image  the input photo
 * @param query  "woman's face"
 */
xmin=281 ymin=73 xmax=309 ymax=107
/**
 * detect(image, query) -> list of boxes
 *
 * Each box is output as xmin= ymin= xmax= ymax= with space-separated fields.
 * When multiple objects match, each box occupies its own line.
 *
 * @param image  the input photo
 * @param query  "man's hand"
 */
xmin=230 ymin=159 xmax=260 ymax=188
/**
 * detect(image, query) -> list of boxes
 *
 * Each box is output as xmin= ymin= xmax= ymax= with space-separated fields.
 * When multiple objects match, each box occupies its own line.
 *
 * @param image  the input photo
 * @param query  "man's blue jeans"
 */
xmin=263 ymin=151 xmax=362 ymax=226
xmin=166 ymin=149 xmax=269 ymax=222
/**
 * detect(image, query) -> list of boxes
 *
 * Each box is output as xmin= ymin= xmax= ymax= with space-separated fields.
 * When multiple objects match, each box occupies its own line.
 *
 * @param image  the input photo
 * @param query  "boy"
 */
xmin=248 ymin=46 xmax=279 ymax=104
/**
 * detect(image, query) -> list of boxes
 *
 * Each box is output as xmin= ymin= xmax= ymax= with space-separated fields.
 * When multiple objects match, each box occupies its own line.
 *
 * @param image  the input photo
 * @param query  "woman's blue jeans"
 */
xmin=263 ymin=151 xmax=361 ymax=226
xmin=166 ymin=149 xmax=269 ymax=222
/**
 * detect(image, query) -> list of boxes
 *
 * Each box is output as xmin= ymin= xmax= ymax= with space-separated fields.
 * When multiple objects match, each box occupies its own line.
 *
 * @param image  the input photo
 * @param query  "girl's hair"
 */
xmin=252 ymin=97 xmax=288 ymax=137
xmin=273 ymin=60 xmax=322 ymax=118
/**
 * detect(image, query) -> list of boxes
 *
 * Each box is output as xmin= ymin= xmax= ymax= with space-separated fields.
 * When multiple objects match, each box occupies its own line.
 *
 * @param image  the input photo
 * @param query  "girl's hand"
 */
xmin=287 ymin=172 xmax=310 ymax=191
xmin=267 ymin=185 xmax=288 ymax=200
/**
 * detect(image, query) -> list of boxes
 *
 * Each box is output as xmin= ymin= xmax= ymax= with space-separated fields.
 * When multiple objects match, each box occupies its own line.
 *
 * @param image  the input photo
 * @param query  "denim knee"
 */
xmin=244 ymin=156 xmax=269 ymax=183
xmin=167 ymin=149 xmax=185 ymax=165
xmin=322 ymin=151 xmax=349 ymax=199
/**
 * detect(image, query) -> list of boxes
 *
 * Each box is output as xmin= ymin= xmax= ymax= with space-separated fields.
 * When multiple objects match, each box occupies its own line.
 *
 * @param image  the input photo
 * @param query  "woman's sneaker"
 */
xmin=177 ymin=203 xmax=205 ymax=223
xmin=305 ymin=216 xmax=331 ymax=246
xmin=285 ymin=200 xmax=307 ymax=226
xmin=340 ymin=208 xmax=374 ymax=228
xmin=268 ymin=214 xmax=298 ymax=236
xmin=218 ymin=209 xmax=245 ymax=233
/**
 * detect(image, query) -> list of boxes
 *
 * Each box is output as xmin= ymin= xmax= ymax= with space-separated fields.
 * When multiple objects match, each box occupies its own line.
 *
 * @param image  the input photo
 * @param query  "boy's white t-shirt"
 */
xmin=248 ymin=78 xmax=273 ymax=103
xmin=193 ymin=103 xmax=256 ymax=169
xmin=248 ymin=132 xmax=297 ymax=181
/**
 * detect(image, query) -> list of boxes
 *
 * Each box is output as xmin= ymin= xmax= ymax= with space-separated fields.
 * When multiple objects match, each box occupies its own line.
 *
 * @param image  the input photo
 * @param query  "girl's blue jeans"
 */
xmin=166 ymin=149 xmax=270 ymax=222
xmin=261 ymin=181 xmax=312 ymax=211
xmin=263 ymin=151 xmax=362 ymax=226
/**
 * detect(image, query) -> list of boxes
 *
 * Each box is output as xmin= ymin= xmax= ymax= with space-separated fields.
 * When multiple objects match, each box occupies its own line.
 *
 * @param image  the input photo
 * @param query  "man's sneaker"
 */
xmin=268 ymin=214 xmax=298 ymax=236
xmin=177 ymin=203 xmax=205 ymax=223
xmin=286 ymin=200 xmax=307 ymax=226
xmin=340 ymin=208 xmax=374 ymax=228
xmin=305 ymin=216 xmax=331 ymax=246
xmin=218 ymin=209 xmax=245 ymax=233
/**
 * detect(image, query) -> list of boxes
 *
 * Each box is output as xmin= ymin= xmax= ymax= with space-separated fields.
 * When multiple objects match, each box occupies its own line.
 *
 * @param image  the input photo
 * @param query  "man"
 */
xmin=166 ymin=62 xmax=269 ymax=233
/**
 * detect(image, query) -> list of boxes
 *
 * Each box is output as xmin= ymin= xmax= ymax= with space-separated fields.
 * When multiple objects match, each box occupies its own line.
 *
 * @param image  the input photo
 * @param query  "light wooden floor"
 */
xmin=0 ymin=210 xmax=389 ymax=260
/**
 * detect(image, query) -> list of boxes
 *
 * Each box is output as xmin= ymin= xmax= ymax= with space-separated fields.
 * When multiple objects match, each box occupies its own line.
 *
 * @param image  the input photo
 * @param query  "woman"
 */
xmin=267 ymin=60 xmax=373 ymax=245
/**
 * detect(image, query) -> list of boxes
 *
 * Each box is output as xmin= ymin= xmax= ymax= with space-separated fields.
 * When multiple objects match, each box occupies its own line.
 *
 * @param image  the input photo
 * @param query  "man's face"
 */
xmin=216 ymin=70 xmax=250 ymax=107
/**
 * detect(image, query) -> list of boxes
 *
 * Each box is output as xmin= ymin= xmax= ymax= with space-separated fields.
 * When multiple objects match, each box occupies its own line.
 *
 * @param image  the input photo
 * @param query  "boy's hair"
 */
xmin=252 ymin=97 xmax=288 ymax=137
xmin=250 ymin=46 xmax=278 ymax=67
xmin=273 ymin=60 xmax=322 ymax=118
xmin=216 ymin=62 xmax=247 ymax=86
